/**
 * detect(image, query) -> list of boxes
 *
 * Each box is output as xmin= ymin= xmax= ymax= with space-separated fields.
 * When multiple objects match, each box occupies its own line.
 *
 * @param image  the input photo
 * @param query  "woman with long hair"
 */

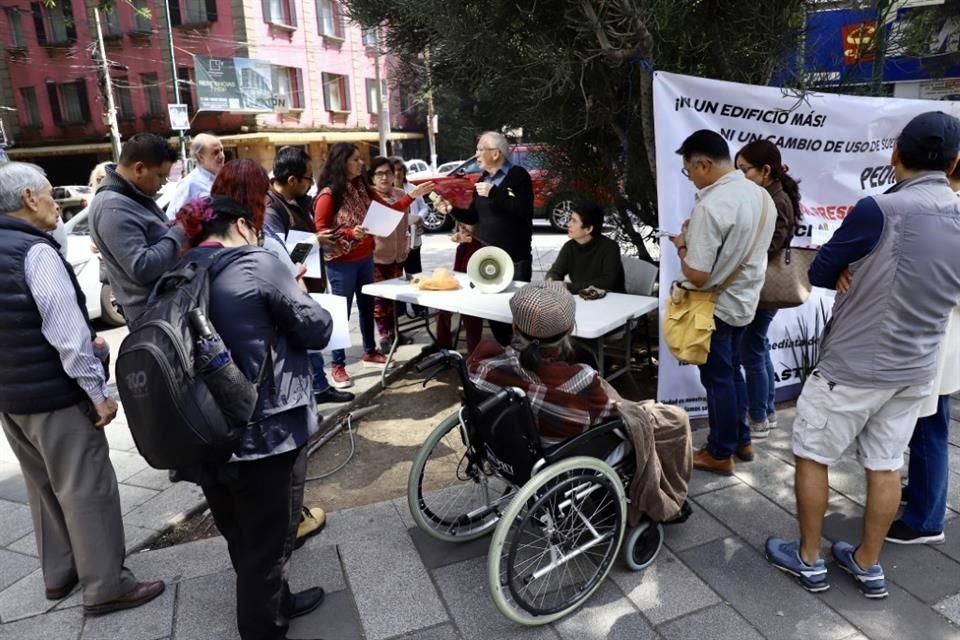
xmin=175 ymin=164 xmax=333 ymax=640
xmin=313 ymin=143 xmax=433 ymax=387
xmin=734 ymin=140 xmax=801 ymax=440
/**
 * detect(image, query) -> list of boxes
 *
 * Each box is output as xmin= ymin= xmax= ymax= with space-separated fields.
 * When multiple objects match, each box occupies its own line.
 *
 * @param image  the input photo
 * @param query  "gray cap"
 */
xmin=509 ymin=281 xmax=576 ymax=339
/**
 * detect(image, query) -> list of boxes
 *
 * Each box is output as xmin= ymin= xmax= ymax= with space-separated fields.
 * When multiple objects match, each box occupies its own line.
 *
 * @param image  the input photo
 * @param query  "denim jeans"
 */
xmin=740 ymin=308 xmax=778 ymax=423
xmin=309 ymin=351 xmax=330 ymax=393
xmin=902 ymin=395 xmax=950 ymax=533
xmin=699 ymin=317 xmax=750 ymax=459
xmin=326 ymin=257 xmax=376 ymax=366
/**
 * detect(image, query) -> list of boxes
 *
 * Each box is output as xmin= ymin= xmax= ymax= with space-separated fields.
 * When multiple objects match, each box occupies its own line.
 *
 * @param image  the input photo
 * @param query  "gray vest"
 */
xmin=819 ymin=173 xmax=960 ymax=388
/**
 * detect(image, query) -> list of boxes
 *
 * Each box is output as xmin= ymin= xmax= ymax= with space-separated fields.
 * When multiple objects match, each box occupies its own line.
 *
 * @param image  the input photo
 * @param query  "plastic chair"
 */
xmin=619 ymin=257 xmax=659 ymax=372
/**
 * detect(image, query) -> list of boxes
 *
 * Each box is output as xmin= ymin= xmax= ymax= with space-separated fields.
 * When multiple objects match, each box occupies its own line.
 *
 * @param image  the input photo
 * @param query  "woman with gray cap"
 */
xmin=468 ymin=281 xmax=618 ymax=445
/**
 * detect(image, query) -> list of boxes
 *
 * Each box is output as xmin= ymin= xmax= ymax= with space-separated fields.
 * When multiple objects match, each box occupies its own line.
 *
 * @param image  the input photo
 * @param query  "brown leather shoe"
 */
xmin=734 ymin=444 xmax=755 ymax=462
xmin=693 ymin=448 xmax=734 ymax=476
xmin=45 ymin=574 xmax=79 ymax=600
xmin=83 ymin=581 xmax=166 ymax=617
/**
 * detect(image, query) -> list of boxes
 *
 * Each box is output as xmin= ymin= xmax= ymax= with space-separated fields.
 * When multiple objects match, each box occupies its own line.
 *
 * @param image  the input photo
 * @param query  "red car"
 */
xmin=413 ymin=144 xmax=578 ymax=232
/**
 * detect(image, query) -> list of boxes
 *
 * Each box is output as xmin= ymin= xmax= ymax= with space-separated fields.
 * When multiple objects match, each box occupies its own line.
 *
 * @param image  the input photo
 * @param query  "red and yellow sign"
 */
xmin=841 ymin=21 xmax=877 ymax=65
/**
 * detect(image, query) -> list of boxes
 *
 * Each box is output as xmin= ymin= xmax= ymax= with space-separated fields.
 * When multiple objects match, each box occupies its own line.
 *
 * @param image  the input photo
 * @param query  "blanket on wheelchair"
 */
xmin=602 ymin=380 xmax=693 ymax=526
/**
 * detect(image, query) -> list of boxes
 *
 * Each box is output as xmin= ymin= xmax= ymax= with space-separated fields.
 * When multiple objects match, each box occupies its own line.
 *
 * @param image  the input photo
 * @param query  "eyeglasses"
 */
xmin=475 ymin=147 xmax=497 ymax=153
xmin=373 ymin=170 xmax=394 ymax=179
xmin=739 ymin=165 xmax=756 ymax=175
xmin=680 ymin=158 xmax=712 ymax=178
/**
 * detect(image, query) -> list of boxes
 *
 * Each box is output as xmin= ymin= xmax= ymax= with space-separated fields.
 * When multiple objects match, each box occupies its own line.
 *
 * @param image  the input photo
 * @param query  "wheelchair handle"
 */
xmin=414 ymin=349 xmax=462 ymax=373
xmin=477 ymin=388 xmax=512 ymax=416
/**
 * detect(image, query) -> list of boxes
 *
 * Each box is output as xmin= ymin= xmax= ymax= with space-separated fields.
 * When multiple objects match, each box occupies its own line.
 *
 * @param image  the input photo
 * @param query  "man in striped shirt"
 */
xmin=0 ymin=163 xmax=164 ymax=616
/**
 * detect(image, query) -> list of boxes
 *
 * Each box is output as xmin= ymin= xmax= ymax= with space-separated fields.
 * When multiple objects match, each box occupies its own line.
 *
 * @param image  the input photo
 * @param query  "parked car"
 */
xmin=63 ymin=208 xmax=126 ymax=327
xmin=53 ymin=185 xmax=93 ymax=221
xmin=436 ymin=160 xmax=466 ymax=175
xmin=412 ymin=144 xmax=579 ymax=233
xmin=404 ymin=158 xmax=434 ymax=180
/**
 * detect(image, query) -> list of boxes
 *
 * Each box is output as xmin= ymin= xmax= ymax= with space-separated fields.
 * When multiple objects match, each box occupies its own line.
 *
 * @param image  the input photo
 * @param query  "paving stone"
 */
xmin=408 ymin=526 xmax=490 ymax=571
xmin=316 ymin=500 xmax=405 ymax=545
xmin=934 ymin=518 xmax=960 ymax=564
xmin=552 ymin=579 xmax=658 ymax=640
xmin=876 ymin=540 xmax=960 ymax=605
xmin=0 ymin=607 xmax=82 ymax=639
xmin=121 ymin=482 xmax=205 ymax=532
xmin=823 ymin=457 xmax=870 ymax=507
xmin=686 ymin=469 xmax=741 ymax=498
xmin=679 ymin=537 xmax=857 ymax=640
xmin=818 ymin=569 xmax=960 ymax=640
xmin=384 ymin=623 xmax=461 ymax=640
xmin=125 ymin=537 xmax=232 ymax=584
xmin=392 ymin=497 xmax=417 ymax=530
xmin=0 ymin=500 xmax=32 ymax=547
xmin=431 ymin=556 xmax=558 ymax=640
xmin=0 ymin=437 xmax=18 ymax=465
xmin=0 ymin=461 xmax=28 ymax=504
xmin=118 ymin=484 xmax=159 ymax=516
xmin=289 ymin=542 xmax=346 ymax=594
xmin=693 ymin=483 xmax=799 ymax=553
xmin=6 ymin=533 xmax=35 ymax=558
xmin=108 ymin=449 xmax=150 ymax=483
xmin=731 ymin=452 xmax=800 ymax=514
xmin=609 ymin=547 xmax=720 ymax=625
xmin=0 ymin=548 xmax=39 ymax=592
xmin=0 ymin=569 xmax=57 ymax=623
xmin=79 ymin=583 xmax=174 ymax=640
xmin=123 ymin=468 xmax=174 ymax=492
xmin=125 ymin=525 xmax=160 ymax=554
xmin=172 ymin=571 xmax=238 ymax=640
xmin=338 ymin=520 xmax=448 ymax=639
xmin=656 ymin=603 xmax=765 ymax=640
xmin=663 ymin=506 xmax=730 ymax=553
xmin=287 ymin=587 xmax=364 ymax=640
xmin=104 ymin=422 xmax=138 ymax=452
xmin=935 ymin=592 xmax=960 ymax=626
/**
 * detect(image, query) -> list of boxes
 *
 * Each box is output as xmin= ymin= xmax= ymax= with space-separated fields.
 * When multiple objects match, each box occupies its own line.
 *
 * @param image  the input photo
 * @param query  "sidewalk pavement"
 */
xmin=1 ymin=397 xmax=958 ymax=639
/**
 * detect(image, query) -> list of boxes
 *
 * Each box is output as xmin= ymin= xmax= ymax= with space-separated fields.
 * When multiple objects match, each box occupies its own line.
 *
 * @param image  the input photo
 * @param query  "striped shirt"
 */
xmin=468 ymin=340 xmax=617 ymax=443
xmin=24 ymin=244 xmax=107 ymax=404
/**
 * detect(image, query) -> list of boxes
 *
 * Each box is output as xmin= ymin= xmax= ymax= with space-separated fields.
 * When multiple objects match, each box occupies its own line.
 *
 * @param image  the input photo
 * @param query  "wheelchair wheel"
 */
xmin=408 ymin=412 xmax=514 ymax=543
xmin=622 ymin=518 xmax=664 ymax=571
xmin=487 ymin=456 xmax=626 ymax=625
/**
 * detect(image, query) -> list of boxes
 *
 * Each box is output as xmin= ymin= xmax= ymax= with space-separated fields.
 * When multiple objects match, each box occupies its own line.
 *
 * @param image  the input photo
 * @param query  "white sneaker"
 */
xmin=767 ymin=413 xmax=778 ymax=429
xmin=749 ymin=418 xmax=770 ymax=439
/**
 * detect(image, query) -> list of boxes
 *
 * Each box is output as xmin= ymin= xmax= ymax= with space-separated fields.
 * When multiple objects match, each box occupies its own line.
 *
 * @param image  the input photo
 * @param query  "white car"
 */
xmin=404 ymin=158 xmax=434 ymax=180
xmin=63 ymin=208 xmax=126 ymax=326
xmin=436 ymin=160 xmax=466 ymax=175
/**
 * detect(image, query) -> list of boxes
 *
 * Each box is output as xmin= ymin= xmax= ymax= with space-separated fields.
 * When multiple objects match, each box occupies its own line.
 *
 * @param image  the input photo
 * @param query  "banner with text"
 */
xmin=194 ymin=55 xmax=274 ymax=113
xmin=653 ymin=71 xmax=960 ymax=416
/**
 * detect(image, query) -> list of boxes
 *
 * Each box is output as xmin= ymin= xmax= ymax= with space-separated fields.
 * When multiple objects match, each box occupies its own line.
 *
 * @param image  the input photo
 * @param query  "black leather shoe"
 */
xmin=286 ymin=586 xmax=325 ymax=619
xmin=46 ymin=574 xmax=79 ymax=600
xmin=83 ymin=581 xmax=165 ymax=616
xmin=314 ymin=388 xmax=355 ymax=404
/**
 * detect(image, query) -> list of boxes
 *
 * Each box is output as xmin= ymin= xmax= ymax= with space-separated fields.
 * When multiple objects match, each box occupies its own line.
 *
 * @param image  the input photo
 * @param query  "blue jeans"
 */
xmin=326 ymin=257 xmax=376 ymax=366
xmin=309 ymin=351 xmax=330 ymax=393
xmin=902 ymin=395 xmax=950 ymax=533
xmin=740 ymin=308 xmax=778 ymax=423
xmin=699 ymin=317 xmax=750 ymax=460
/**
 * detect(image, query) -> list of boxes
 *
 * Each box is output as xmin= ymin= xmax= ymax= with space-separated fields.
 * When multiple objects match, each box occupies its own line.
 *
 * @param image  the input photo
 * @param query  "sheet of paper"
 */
xmin=285 ymin=230 xmax=323 ymax=279
xmin=309 ymin=293 xmax=352 ymax=353
xmin=362 ymin=200 xmax=405 ymax=237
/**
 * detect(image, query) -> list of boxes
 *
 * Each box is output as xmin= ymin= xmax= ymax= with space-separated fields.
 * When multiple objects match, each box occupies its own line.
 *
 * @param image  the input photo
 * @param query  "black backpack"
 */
xmin=116 ymin=248 xmax=266 ymax=469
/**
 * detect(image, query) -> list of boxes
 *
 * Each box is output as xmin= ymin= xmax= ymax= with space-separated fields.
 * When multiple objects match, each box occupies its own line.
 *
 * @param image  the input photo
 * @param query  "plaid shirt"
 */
xmin=468 ymin=341 xmax=617 ymax=442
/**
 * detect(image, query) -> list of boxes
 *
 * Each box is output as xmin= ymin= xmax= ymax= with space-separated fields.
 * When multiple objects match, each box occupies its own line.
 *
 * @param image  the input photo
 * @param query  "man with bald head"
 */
xmin=165 ymin=132 xmax=225 ymax=218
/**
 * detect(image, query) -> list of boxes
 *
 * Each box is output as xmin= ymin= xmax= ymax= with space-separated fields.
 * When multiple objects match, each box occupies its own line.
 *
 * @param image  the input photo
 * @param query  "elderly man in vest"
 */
xmin=0 ymin=163 xmax=165 ymax=616
xmin=766 ymin=112 xmax=960 ymax=599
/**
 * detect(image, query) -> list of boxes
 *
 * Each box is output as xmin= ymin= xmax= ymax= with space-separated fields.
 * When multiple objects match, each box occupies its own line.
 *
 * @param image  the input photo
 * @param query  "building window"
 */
xmin=115 ymin=77 xmax=135 ymax=119
xmin=177 ymin=66 xmax=195 ymax=115
xmin=365 ymin=78 xmax=385 ymax=115
xmin=316 ymin=0 xmax=341 ymax=38
xmin=263 ymin=0 xmax=296 ymax=27
xmin=19 ymin=87 xmax=41 ymax=127
xmin=272 ymin=66 xmax=303 ymax=109
xmin=132 ymin=0 xmax=152 ymax=32
xmin=31 ymin=0 xmax=77 ymax=46
xmin=141 ymin=72 xmax=163 ymax=115
xmin=45 ymin=80 xmax=90 ymax=125
xmin=361 ymin=27 xmax=378 ymax=49
xmin=168 ymin=0 xmax=217 ymax=26
xmin=5 ymin=8 xmax=27 ymax=49
xmin=322 ymin=72 xmax=349 ymax=112
xmin=103 ymin=6 xmax=122 ymax=38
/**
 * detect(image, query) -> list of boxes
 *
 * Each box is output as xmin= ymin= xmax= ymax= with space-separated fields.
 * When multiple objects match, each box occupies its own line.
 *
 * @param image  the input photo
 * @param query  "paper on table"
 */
xmin=362 ymin=200 xmax=405 ymax=237
xmin=309 ymin=293 xmax=352 ymax=353
xmin=286 ymin=230 xmax=323 ymax=279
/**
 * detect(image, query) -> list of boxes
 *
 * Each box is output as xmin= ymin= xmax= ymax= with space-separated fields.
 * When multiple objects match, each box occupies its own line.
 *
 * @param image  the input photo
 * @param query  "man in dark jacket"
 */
xmin=89 ymin=133 xmax=186 ymax=326
xmin=436 ymin=131 xmax=534 ymax=344
xmin=0 ymin=162 xmax=165 ymax=616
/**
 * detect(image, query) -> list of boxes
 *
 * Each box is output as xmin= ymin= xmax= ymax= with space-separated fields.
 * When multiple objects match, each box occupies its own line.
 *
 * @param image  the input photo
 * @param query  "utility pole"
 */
xmin=163 ymin=0 xmax=187 ymax=165
xmin=423 ymin=48 xmax=437 ymax=170
xmin=870 ymin=0 xmax=889 ymax=96
xmin=93 ymin=7 xmax=122 ymax=161
xmin=372 ymin=27 xmax=390 ymax=157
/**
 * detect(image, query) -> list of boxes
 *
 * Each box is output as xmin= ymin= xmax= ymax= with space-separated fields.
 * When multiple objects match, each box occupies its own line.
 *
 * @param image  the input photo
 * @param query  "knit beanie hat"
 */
xmin=509 ymin=281 xmax=576 ymax=339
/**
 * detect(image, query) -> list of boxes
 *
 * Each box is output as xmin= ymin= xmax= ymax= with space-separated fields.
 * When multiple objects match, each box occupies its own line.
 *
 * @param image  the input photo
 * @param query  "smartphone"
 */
xmin=288 ymin=242 xmax=314 ymax=264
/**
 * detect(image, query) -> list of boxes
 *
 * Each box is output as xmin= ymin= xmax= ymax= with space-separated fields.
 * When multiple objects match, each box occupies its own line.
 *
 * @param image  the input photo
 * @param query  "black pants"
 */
xmin=200 ymin=447 xmax=307 ymax=640
xmin=490 ymin=255 xmax=533 ymax=346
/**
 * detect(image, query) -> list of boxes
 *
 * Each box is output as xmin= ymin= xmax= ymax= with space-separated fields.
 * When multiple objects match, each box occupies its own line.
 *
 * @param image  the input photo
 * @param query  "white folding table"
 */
xmin=362 ymin=274 xmax=658 ymax=386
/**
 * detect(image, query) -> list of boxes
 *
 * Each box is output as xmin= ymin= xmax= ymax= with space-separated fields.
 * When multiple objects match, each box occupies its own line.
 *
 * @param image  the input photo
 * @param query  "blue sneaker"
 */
xmin=765 ymin=537 xmax=829 ymax=593
xmin=831 ymin=540 xmax=887 ymax=599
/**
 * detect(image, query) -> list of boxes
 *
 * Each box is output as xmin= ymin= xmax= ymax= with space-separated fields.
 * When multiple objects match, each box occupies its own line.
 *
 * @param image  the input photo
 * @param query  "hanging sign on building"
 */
xmin=194 ymin=55 xmax=275 ymax=113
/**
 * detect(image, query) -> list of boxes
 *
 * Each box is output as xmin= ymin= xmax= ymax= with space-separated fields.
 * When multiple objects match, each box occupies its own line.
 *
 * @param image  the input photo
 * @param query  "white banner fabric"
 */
xmin=653 ymin=71 xmax=960 ymax=416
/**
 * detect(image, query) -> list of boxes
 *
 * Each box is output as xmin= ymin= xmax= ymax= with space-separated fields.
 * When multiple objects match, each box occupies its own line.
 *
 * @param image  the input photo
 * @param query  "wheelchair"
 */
xmin=407 ymin=349 xmax=665 ymax=625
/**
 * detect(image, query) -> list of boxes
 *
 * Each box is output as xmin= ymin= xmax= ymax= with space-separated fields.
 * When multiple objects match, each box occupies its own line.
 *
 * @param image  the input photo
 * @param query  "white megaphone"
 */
xmin=466 ymin=246 xmax=514 ymax=293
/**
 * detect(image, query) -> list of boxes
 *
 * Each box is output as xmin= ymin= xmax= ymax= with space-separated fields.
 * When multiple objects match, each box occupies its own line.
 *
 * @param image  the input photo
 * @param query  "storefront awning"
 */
xmin=219 ymin=130 xmax=424 ymax=146
xmin=5 ymin=142 xmax=114 ymax=159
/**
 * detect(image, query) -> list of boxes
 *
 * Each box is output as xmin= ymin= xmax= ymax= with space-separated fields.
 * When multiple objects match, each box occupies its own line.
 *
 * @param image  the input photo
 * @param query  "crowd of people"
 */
xmin=0 ymin=109 xmax=957 ymax=638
